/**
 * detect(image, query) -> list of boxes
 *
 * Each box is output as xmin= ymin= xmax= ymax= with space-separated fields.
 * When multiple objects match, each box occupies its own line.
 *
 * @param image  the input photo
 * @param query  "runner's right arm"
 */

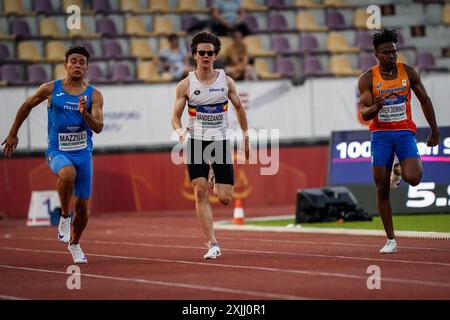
xmin=358 ymin=71 xmax=384 ymax=121
xmin=171 ymin=77 xmax=189 ymax=144
xmin=2 ymin=81 xmax=54 ymax=157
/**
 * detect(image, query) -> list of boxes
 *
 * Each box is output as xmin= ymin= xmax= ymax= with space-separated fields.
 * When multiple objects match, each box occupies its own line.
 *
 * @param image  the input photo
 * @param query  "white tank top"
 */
xmin=187 ymin=69 xmax=229 ymax=141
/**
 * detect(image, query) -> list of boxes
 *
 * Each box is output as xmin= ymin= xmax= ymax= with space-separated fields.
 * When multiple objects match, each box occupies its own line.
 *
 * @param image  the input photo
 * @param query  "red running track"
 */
xmin=1 ymin=213 xmax=450 ymax=300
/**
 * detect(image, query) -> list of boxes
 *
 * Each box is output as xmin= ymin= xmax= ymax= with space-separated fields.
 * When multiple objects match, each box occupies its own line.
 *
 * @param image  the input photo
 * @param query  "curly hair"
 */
xmin=190 ymin=31 xmax=221 ymax=56
xmin=65 ymin=45 xmax=90 ymax=63
xmin=373 ymin=29 xmax=398 ymax=48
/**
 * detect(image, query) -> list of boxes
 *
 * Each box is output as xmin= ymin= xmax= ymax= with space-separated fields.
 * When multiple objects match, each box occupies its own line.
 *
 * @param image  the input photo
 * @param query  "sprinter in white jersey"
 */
xmin=172 ymin=32 xmax=249 ymax=259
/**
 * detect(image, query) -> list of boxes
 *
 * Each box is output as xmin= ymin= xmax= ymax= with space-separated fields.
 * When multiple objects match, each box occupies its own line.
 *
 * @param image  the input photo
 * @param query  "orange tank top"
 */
xmin=368 ymin=63 xmax=416 ymax=132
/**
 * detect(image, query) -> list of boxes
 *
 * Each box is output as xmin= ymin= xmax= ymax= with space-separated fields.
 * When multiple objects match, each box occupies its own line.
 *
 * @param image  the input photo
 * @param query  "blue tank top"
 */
xmin=47 ymin=79 xmax=94 ymax=153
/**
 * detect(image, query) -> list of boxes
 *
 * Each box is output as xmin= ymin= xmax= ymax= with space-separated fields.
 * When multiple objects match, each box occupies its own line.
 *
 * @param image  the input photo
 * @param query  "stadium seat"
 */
xmin=298 ymin=34 xmax=321 ymax=53
xmin=243 ymin=14 xmax=261 ymax=33
xmin=137 ymin=61 xmax=172 ymax=82
xmin=294 ymin=0 xmax=324 ymax=9
xmin=96 ymin=17 xmax=119 ymax=37
xmin=10 ymin=18 xmax=32 ymax=39
xmin=218 ymin=36 xmax=232 ymax=57
xmin=296 ymin=12 xmax=328 ymax=32
xmin=272 ymin=35 xmax=299 ymax=55
xmin=276 ymin=57 xmax=296 ymax=78
xmin=68 ymin=19 xmax=100 ymax=39
xmin=326 ymin=9 xmax=348 ymax=30
xmin=3 ymin=0 xmax=26 ymax=15
xmin=102 ymin=39 xmax=125 ymax=59
xmin=92 ymin=0 xmax=112 ymax=14
xmin=63 ymin=0 xmax=85 ymax=13
xmin=120 ymin=0 xmax=151 ymax=13
xmin=244 ymin=36 xmax=276 ymax=57
xmin=358 ymin=54 xmax=377 ymax=71
xmin=330 ymin=55 xmax=361 ymax=76
xmin=130 ymin=38 xmax=154 ymax=59
xmin=254 ymin=59 xmax=281 ymax=79
xmin=34 ymin=0 xmax=54 ymax=15
xmin=178 ymin=0 xmax=209 ymax=13
xmin=241 ymin=0 xmax=268 ymax=12
xmin=302 ymin=56 xmax=330 ymax=77
xmin=87 ymin=64 xmax=109 ymax=83
xmin=266 ymin=0 xmax=293 ymax=10
xmin=75 ymin=41 xmax=96 ymax=58
xmin=111 ymin=62 xmax=137 ymax=82
xmin=27 ymin=64 xmax=49 ymax=84
xmin=46 ymin=41 xmax=67 ymax=62
xmin=0 ymin=65 xmax=24 ymax=85
xmin=443 ymin=5 xmax=450 ymax=26
xmin=182 ymin=15 xmax=201 ymax=32
xmin=355 ymin=30 xmax=373 ymax=50
xmin=40 ymin=19 xmax=63 ymax=38
xmin=397 ymin=52 xmax=408 ymax=64
xmin=0 ymin=43 xmax=11 ymax=60
xmin=148 ymin=0 xmax=172 ymax=13
xmin=415 ymin=51 xmax=449 ymax=72
xmin=268 ymin=12 xmax=296 ymax=33
xmin=125 ymin=17 xmax=153 ymax=36
xmin=17 ymin=41 xmax=43 ymax=61
xmin=323 ymin=0 xmax=354 ymax=9
xmin=54 ymin=63 xmax=67 ymax=79
xmin=153 ymin=16 xmax=185 ymax=36
xmin=354 ymin=8 xmax=370 ymax=29
xmin=326 ymin=32 xmax=359 ymax=53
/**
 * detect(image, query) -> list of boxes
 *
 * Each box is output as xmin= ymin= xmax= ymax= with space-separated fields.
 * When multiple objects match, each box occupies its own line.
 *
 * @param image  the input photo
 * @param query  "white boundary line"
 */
xmin=6 ymin=235 xmax=450 ymax=268
xmin=0 ymin=294 xmax=29 ymax=300
xmin=0 ymin=264 xmax=307 ymax=300
xmin=1 ymin=246 xmax=450 ymax=289
xmin=214 ymin=221 xmax=450 ymax=240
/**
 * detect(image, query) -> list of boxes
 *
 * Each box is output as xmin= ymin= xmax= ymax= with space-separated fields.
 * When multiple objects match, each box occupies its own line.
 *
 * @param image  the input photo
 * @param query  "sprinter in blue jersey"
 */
xmin=2 ymin=46 xmax=104 ymax=264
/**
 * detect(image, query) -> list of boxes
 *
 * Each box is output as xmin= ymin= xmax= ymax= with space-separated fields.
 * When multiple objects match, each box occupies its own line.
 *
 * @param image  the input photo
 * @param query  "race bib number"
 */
xmin=58 ymin=131 xmax=87 ymax=151
xmin=378 ymin=96 xmax=407 ymax=123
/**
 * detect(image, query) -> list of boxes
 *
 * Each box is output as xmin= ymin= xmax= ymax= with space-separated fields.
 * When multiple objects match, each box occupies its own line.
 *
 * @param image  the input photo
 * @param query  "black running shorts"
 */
xmin=186 ymin=138 xmax=234 ymax=185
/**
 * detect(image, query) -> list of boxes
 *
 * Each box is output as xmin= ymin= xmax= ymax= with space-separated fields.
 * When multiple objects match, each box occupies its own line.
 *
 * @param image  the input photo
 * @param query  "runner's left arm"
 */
xmin=227 ymin=76 xmax=249 ymax=160
xmin=79 ymin=88 xmax=104 ymax=134
xmin=404 ymin=64 xmax=439 ymax=146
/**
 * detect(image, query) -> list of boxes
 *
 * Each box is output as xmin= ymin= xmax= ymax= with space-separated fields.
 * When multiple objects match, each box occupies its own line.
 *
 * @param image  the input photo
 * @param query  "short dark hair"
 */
xmin=190 ymin=31 xmax=221 ymax=56
xmin=65 ymin=45 xmax=90 ymax=63
xmin=167 ymin=33 xmax=178 ymax=41
xmin=373 ymin=29 xmax=398 ymax=48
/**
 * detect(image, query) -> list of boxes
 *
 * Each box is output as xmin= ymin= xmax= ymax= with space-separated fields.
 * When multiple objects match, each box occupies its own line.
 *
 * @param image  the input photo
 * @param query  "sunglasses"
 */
xmin=196 ymin=50 xmax=215 ymax=57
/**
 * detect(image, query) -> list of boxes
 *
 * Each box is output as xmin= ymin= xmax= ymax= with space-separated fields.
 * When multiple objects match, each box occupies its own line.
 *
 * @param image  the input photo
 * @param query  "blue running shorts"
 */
xmin=371 ymin=130 xmax=420 ymax=168
xmin=45 ymin=150 xmax=93 ymax=199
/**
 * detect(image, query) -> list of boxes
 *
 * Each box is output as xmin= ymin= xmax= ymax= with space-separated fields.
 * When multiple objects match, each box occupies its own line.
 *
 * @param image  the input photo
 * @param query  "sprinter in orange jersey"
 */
xmin=358 ymin=29 xmax=440 ymax=254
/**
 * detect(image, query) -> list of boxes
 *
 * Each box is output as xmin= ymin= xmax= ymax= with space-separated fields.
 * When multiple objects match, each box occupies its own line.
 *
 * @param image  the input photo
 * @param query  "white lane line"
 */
xmin=6 ymin=236 xmax=450 ymax=268
xmin=83 ymin=230 xmax=450 ymax=252
xmin=3 ymin=230 xmax=450 ymax=252
xmin=0 ymin=294 xmax=29 ymax=300
xmin=1 ymin=246 xmax=450 ymax=289
xmin=0 ymin=264 xmax=309 ymax=300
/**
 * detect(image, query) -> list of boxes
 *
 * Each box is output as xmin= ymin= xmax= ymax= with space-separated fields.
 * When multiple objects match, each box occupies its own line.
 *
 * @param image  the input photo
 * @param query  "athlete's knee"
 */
xmin=218 ymin=194 xmax=231 ymax=206
xmin=58 ymin=167 xmax=76 ymax=184
xmin=74 ymin=201 xmax=88 ymax=216
xmin=194 ymin=184 xmax=208 ymax=201
xmin=404 ymin=174 xmax=422 ymax=187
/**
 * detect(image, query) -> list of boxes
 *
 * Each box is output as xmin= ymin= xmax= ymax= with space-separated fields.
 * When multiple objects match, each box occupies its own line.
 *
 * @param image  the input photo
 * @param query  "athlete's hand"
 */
xmin=244 ymin=135 xmax=250 ymax=161
xmin=177 ymin=128 xmax=189 ymax=144
xmin=427 ymin=130 xmax=440 ymax=147
xmin=1 ymin=135 xmax=18 ymax=157
xmin=78 ymin=95 xmax=88 ymax=115
xmin=373 ymin=96 xmax=385 ymax=111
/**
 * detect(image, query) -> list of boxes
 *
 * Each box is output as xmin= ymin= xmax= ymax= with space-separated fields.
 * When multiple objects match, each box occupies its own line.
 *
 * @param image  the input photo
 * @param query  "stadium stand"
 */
xmin=0 ymin=0 xmax=449 ymax=85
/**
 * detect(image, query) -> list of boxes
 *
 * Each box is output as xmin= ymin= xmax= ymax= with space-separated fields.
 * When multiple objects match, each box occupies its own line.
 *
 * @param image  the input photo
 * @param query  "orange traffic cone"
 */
xmin=233 ymin=199 xmax=245 ymax=225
